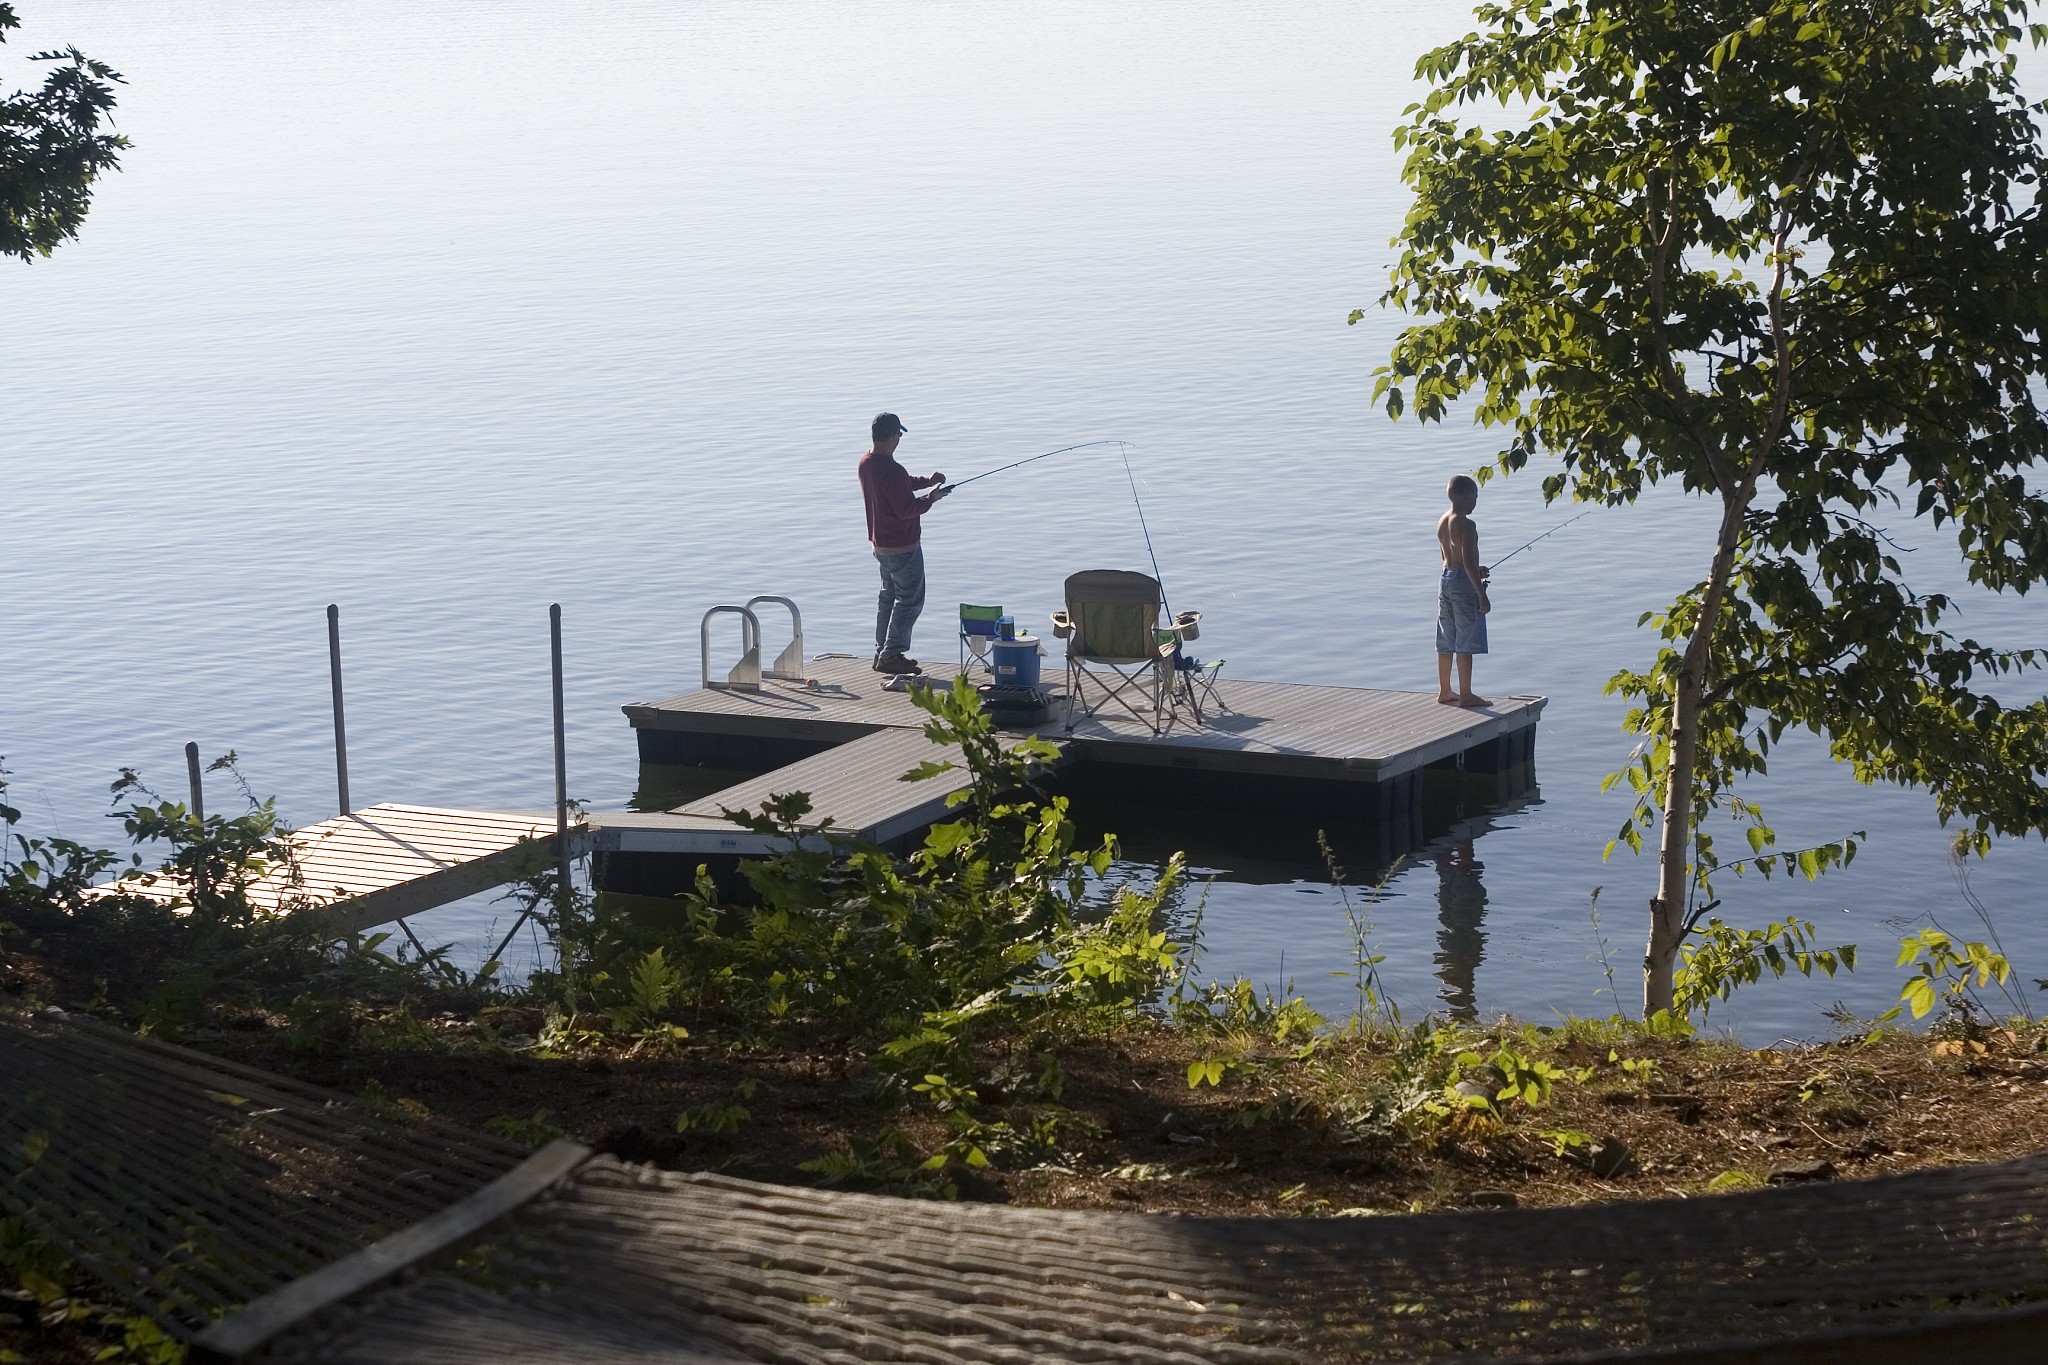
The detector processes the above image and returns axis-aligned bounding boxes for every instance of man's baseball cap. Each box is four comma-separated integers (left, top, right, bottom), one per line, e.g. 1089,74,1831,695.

872,412,908,439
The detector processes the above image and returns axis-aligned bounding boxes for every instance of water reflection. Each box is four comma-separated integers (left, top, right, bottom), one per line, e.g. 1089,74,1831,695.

1433,838,1488,1020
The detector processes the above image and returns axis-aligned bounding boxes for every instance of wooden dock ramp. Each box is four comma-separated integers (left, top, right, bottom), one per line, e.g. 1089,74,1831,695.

90,804,561,937
283,805,561,933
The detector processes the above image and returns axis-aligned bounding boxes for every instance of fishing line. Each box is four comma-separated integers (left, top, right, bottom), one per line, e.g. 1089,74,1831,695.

937,434,1175,615
1490,508,1594,570
941,439,1132,493
1118,440,1172,619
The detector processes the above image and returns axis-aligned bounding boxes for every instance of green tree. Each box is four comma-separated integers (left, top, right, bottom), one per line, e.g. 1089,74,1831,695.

2,1,126,261
1361,0,2048,1014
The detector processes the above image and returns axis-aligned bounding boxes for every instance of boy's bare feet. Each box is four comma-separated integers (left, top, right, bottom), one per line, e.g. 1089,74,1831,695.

1437,694,1461,706
1456,694,1490,708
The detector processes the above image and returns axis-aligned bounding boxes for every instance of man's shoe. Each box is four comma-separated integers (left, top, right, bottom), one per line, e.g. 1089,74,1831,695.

876,654,920,675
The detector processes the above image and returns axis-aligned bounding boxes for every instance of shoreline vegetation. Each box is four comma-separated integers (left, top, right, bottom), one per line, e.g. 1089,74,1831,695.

2,680,2041,1361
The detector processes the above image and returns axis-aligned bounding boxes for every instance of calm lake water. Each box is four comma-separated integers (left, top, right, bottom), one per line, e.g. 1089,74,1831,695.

6,0,2043,1040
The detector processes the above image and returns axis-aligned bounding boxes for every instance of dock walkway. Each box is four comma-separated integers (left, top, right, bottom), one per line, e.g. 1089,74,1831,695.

573,727,1008,857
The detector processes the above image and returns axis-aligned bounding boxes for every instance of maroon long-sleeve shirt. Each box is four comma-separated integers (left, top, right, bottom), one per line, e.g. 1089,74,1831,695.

859,449,935,553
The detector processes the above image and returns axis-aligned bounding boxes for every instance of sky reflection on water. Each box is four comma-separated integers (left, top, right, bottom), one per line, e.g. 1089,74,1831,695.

5,0,2043,1039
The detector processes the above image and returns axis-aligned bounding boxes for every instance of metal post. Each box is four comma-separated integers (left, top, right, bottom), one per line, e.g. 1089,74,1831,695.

327,604,351,816
490,604,571,974
550,603,570,908
184,742,205,821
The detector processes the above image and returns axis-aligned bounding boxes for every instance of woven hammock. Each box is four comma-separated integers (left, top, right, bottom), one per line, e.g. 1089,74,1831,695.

5,1008,2048,1363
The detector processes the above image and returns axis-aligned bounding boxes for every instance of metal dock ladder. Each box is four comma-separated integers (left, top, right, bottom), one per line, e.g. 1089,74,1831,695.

699,595,806,692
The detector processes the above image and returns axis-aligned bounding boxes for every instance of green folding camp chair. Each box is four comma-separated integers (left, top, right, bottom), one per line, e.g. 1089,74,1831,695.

1048,570,1200,734
959,603,1003,674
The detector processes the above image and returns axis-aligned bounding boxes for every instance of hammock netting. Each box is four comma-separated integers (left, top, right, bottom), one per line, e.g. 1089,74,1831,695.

6,1008,2048,1363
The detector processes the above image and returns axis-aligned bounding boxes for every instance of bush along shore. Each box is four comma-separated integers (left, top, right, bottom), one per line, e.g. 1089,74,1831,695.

3,684,2043,1361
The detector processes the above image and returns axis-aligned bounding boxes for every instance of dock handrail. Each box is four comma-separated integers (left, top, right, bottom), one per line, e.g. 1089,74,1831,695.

701,606,763,692
743,595,806,680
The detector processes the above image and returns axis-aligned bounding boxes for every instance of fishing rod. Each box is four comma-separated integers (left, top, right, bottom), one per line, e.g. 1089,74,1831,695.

941,439,1132,493
1489,508,1593,570
939,436,1173,614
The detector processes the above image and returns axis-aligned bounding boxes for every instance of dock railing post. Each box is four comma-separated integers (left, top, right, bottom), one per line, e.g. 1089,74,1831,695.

550,603,570,922
184,741,205,821
327,604,351,816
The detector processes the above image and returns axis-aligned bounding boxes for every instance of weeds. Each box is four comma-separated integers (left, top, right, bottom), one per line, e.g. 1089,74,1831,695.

1896,930,2012,1021
485,1110,567,1148
1,759,509,1044
1585,886,1625,1018
1319,832,1402,1031
1673,916,1856,1020
0,1216,182,1363
674,1080,755,1135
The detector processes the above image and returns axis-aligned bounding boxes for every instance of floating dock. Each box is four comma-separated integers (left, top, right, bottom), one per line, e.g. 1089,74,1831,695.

92,657,1542,935
596,654,1543,896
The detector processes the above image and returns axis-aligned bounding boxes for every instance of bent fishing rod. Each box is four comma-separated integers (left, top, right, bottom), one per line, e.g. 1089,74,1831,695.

941,439,1133,493
942,438,1175,614
1490,508,1593,570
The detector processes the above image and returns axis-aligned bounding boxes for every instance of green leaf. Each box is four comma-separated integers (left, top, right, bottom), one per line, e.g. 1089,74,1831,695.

18,1269,64,1306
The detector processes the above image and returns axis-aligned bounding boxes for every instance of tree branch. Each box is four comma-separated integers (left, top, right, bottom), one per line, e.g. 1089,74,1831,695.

1647,142,1737,492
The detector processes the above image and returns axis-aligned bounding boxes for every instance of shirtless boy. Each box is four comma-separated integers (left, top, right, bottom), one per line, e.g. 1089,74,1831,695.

1435,475,1490,707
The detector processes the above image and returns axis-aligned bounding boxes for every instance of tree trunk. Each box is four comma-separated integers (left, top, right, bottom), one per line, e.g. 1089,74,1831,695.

1643,492,1751,1015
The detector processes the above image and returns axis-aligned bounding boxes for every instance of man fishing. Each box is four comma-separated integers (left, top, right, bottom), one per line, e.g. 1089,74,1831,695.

858,412,949,674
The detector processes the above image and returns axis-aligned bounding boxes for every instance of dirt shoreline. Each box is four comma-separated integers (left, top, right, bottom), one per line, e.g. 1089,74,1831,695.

204,1010,2048,1215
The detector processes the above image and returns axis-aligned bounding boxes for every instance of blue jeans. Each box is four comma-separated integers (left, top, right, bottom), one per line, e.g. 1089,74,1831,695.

874,546,925,657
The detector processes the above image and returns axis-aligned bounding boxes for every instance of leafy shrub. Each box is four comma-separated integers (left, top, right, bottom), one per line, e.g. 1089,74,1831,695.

542,679,1179,1077
2,758,501,1037
1673,916,1855,1019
